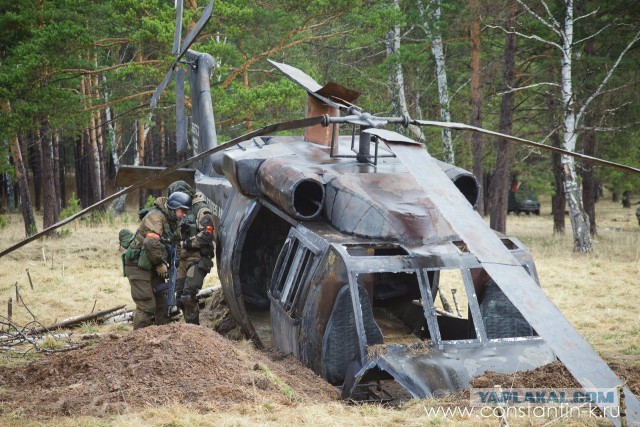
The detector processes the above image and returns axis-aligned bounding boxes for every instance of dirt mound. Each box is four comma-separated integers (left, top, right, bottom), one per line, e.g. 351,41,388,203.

0,324,338,418
471,360,640,396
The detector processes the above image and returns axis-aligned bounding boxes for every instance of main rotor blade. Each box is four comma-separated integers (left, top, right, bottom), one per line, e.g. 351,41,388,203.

172,0,184,55
150,66,175,110
0,115,325,259
151,0,213,110
178,0,214,60
413,120,640,175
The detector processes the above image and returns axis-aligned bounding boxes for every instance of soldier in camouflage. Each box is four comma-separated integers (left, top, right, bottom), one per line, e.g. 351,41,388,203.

124,192,191,329
167,180,215,325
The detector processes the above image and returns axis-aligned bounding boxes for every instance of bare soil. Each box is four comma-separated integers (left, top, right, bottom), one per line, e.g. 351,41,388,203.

0,324,338,419
471,360,640,396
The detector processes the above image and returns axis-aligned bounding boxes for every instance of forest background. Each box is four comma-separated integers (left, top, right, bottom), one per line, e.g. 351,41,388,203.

1,0,639,252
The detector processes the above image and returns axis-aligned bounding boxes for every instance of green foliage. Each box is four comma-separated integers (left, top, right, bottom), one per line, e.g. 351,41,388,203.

60,193,81,220
79,322,100,334
144,195,155,210
88,210,116,227
0,0,639,228
0,216,8,230
257,363,295,399
40,335,64,350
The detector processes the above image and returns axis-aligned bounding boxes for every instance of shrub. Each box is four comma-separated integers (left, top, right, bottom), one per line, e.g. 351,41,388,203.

60,193,81,219
145,195,155,209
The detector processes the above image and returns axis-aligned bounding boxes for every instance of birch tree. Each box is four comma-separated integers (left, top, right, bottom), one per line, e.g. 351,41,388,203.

385,0,426,142
496,0,640,252
417,0,454,163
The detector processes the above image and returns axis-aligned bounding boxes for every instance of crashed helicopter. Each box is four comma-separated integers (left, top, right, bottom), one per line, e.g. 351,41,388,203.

1,1,638,425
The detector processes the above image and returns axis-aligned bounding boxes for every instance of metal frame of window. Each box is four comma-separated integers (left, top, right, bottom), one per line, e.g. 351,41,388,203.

270,229,319,316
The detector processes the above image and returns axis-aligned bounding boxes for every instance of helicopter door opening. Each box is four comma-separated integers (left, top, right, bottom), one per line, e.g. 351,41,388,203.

239,206,291,310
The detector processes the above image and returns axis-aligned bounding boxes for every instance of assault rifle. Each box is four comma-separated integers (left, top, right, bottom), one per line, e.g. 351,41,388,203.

166,243,179,317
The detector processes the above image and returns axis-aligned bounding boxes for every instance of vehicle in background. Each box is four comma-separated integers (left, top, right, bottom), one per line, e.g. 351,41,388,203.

508,188,540,215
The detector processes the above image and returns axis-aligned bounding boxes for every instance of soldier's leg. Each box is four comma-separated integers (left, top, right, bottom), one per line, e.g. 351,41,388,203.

181,258,213,325
152,275,171,326
128,275,155,329
175,257,188,310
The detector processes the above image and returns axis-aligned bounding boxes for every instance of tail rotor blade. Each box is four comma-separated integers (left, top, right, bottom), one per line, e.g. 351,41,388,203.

176,67,188,153
172,0,184,55
178,0,214,59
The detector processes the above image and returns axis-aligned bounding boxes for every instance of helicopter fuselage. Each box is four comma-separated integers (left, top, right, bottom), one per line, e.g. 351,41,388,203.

195,134,554,398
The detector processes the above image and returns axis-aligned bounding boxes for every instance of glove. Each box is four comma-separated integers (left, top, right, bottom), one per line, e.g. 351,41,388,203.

181,239,193,251
156,263,168,278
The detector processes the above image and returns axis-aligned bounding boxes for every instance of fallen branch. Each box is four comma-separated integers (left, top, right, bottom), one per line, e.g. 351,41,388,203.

197,285,221,300
29,305,126,334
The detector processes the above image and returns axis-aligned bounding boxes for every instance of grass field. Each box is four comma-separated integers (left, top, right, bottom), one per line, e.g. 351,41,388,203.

0,196,638,426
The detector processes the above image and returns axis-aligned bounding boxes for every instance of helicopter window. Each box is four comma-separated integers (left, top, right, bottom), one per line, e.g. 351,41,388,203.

472,269,536,340
270,236,316,316
453,239,519,252
356,271,427,343
429,269,479,341
344,244,408,256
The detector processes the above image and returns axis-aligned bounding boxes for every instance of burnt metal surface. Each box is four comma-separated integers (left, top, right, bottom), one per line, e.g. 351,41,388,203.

268,60,359,111
346,341,555,398
389,140,639,425
202,131,638,425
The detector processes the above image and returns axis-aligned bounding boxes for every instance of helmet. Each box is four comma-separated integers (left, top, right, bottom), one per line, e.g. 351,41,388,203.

167,191,191,210
167,180,194,198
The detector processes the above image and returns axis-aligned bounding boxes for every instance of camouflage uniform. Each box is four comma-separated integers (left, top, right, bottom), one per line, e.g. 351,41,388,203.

125,197,177,329
168,181,215,325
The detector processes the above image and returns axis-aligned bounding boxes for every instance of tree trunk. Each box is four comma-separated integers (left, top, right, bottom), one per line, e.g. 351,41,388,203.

58,136,67,208
40,123,59,229
84,73,103,204
622,191,631,208
489,5,517,234
548,92,566,234
3,150,16,211
386,0,426,143
28,132,42,212
580,113,597,235
92,63,107,200
469,0,484,215
52,132,62,211
1,101,37,236
418,0,453,162
560,0,592,252
577,5,598,237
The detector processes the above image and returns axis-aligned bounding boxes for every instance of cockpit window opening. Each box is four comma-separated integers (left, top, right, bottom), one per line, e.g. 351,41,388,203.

344,244,409,256
270,232,318,318
471,268,536,341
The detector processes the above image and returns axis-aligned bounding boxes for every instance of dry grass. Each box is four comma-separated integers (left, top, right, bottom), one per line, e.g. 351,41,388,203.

0,198,638,426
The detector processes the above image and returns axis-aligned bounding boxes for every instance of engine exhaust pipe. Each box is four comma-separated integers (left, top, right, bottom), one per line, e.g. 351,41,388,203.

435,160,480,208
257,158,325,220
